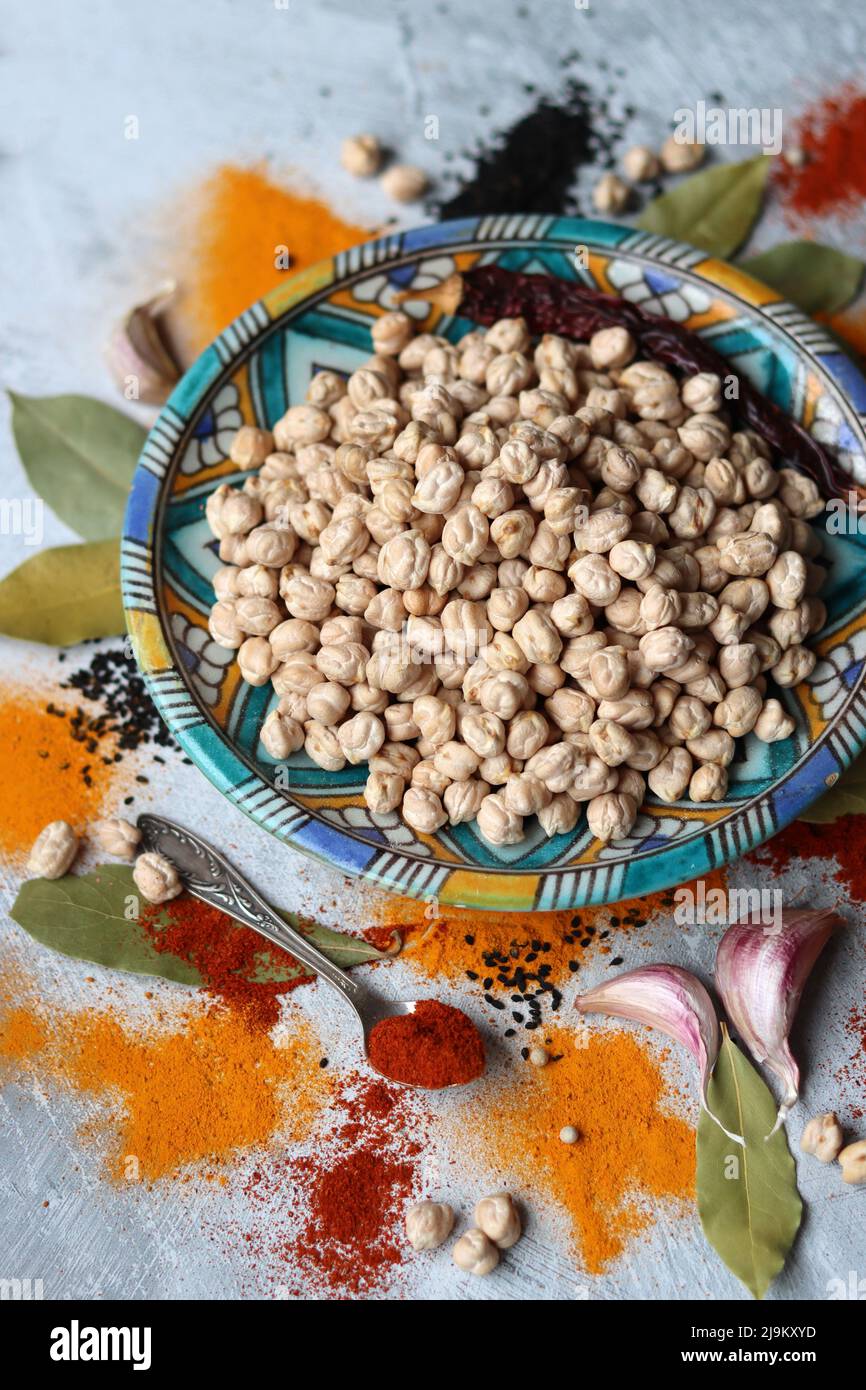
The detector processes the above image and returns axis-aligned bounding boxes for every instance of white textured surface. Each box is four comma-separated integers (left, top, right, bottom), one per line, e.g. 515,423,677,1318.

1,0,865,1302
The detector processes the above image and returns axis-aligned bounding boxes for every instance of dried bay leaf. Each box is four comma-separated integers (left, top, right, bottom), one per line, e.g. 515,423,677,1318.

11,866,202,986
637,155,770,259
0,539,124,644
8,392,145,541
741,241,865,316
11,865,397,988
697,1028,802,1299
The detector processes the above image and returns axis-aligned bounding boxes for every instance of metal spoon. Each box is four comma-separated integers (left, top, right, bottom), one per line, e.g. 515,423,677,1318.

136,814,477,1090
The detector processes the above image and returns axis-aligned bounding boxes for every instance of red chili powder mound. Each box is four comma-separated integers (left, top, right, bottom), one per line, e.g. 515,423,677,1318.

140,896,314,1031
290,1147,416,1296
367,1000,485,1089
751,816,866,903
775,84,866,223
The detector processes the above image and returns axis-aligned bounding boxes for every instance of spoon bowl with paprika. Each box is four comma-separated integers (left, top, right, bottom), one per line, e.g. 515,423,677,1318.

137,815,485,1090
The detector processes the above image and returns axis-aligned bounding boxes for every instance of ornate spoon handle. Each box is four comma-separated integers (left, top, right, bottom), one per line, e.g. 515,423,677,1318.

137,814,363,1007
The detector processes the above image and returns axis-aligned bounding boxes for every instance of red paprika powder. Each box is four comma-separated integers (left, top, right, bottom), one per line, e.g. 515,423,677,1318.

367,1000,485,1088
140,895,314,1031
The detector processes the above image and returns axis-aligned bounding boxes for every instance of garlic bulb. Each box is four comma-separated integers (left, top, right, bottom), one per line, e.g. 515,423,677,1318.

715,908,841,1137
575,963,742,1142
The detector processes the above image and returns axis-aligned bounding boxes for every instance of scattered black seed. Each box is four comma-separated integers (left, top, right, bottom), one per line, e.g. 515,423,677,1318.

464,934,475,946
484,995,505,1010
525,951,537,963
580,937,592,948
504,1028,516,1038
437,77,623,218
598,930,610,940
512,1011,524,1022
123,795,134,805
568,960,580,972
319,1058,328,1068
465,970,479,981
609,956,624,967
483,977,493,989
520,1046,530,1060
58,647,179,767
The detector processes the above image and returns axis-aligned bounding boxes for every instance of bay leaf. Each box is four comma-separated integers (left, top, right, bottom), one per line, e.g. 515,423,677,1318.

637,155,770,259
0,539,124,644
11,866,202,986
8,392,146,541
741,241,864,316
697,1028,802,1299
11,865,398,989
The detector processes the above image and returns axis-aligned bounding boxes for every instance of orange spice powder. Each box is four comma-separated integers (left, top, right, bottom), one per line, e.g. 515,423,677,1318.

375,869,728,989
0,684,130,862
177,164,370,351
0,961,330,1182
466,1026,695,1274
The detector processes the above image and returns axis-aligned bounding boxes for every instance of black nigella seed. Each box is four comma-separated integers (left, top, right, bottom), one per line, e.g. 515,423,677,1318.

609,956,624,967
504,1028,516,1038
464,934,475,946
466,970,479,981
319,1058,328,1068
485,995,505,1010
512,1011,524,1022
568,960,580,972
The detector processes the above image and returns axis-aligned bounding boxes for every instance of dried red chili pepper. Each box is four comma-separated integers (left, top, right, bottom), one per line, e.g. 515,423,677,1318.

367,1000,485,1089
454,265,849,498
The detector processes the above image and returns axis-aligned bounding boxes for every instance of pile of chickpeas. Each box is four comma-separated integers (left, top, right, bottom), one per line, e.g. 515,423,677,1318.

204,307,827,847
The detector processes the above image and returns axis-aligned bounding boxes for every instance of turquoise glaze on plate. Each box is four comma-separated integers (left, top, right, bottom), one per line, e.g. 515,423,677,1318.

122,216,866,910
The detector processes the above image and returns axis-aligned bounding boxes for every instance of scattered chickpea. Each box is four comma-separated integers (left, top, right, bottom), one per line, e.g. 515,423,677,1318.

28,821,78,880
340,133,383,178
474,1191,522,1249
93,818,141,861
405,1200,454,1251
133,851,182,905
660,134,705,173
622,145,660,181
528,1046,549,1068
593,172,631,215
452,1227,500,1276
800,1112,844,1163
381,164,429,203
838,1139,866,1185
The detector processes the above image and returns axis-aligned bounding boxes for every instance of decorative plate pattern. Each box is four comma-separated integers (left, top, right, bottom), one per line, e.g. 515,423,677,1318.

122,215,866,910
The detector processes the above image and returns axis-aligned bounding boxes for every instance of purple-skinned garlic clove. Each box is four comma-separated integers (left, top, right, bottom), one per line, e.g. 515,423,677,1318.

575,963,742,1143
715,908,841,1137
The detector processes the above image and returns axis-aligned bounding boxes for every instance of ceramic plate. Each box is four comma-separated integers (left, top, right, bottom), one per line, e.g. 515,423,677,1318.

122,215,866,911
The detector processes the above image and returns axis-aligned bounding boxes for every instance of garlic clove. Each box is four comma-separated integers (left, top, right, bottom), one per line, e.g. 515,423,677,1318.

106,282,181,406
715,908,841,1138
575,963,742,1143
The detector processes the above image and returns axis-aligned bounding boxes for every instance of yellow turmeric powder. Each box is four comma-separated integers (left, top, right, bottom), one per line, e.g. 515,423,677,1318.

178,164,370,351
464,1026,695,1274
0,684,131,862
0,956,329,1182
